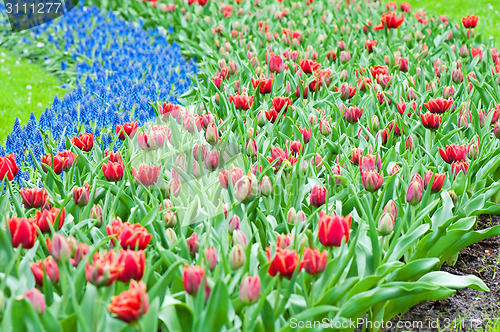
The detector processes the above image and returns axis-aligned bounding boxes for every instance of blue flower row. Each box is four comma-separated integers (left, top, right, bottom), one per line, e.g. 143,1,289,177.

1,3,197,185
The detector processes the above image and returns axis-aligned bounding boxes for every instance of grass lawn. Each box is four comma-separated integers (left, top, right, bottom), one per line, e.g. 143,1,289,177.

0,48,66,142
406,0,500,40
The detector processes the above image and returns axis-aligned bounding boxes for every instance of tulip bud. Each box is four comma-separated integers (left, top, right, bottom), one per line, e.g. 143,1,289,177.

467,143,478,159
187,233,200,256
235,172,259,203
259,176,273,196
23,289,46,315
257,111,267,126
239,276,260,305
378,213,395,236
460,45,469,58
205,123,219,145
228,215,241,233
371,115,380,132
165,228,177,244
287,207,297,224
232,230,247,248
50,234,72,261
204,247,218,271
310,185,326,207
406,135,414,150
448,190,458,205
406,182,423,205
340,51,350,63
452,69,463,83
90,204,103,227
230,244,246,269
246,139,258,160
494,122,500,139
72,183,90,207
163,210,177,227
204,150,220,171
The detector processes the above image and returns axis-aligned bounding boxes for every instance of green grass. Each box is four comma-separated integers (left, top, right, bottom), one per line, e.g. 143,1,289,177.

406,0,500,40
0,48,66,142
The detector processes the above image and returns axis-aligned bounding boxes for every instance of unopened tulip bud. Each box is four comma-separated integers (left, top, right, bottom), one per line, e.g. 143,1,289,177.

90,204,103,227
297,210,307,223
287,207,297,224
205,123,219,145
259,176,273,196
246,139,258,159
23,289,46,315
50,234,72,261
460,45,469,58
204,247,218,271
383,200,398,219
371,115,380,131
406,182,423,205
228,215,241,233
494,122,500,139
452,69,463,83
448,190,458,205
406,135,414,150
378,213,395,236
239,276,260,305
187,233,200,256
73,183,90,207
232,230,247,248
467,143,478,159
319,119,331,135
230,244,246,269
257,111,267,127
163,210,177,228
165,228,177,244
340,51,351,63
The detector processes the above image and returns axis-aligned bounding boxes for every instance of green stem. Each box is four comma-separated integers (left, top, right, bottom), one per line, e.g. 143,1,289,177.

273,278,282,315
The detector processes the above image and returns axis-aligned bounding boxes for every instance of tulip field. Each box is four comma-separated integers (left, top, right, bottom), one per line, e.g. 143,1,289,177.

2,0,500,330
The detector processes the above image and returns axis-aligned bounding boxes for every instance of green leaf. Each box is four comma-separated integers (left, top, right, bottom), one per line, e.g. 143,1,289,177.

418,271,489,292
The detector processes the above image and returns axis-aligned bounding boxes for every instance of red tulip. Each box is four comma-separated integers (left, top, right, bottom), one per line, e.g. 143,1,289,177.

183,265,205,295
116,122,138,140
462,15,478,29
400,2,411,12
318,211,351,247
34,207,65,233
343,106,363,123
310,185,326,207
8,217,37,249
424,97,453,114
0,154,18,181
20,188,47,209
109,281,149,323
424,171,446,193
298,127,311,143
229,94,254,110
339,83,356,101
406,181,423,205
132,164,161,187
31,256,59,286
298,59,320,74
269,54,284,73
117,250,146,282
373,12,404,30
86,250,123,287
359,154,381,173
106,218,152,250
102,160,125,181
421,113,442,130
451,160,469,178
272,97,293,113
71,133,94,152
251,77,273,94
159,103,183,120
276,234,294,249
438,144,467,164
300,248,327,275
41,154,68,175
361,170,384,192
187,233,200,256
69,242,89,267
266,247,300,279
365,39,377,53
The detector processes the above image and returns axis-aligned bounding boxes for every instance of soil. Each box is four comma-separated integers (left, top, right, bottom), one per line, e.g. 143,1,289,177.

390,215,500,331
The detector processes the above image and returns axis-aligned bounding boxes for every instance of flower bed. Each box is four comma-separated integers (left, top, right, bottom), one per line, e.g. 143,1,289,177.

2,0,500,330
